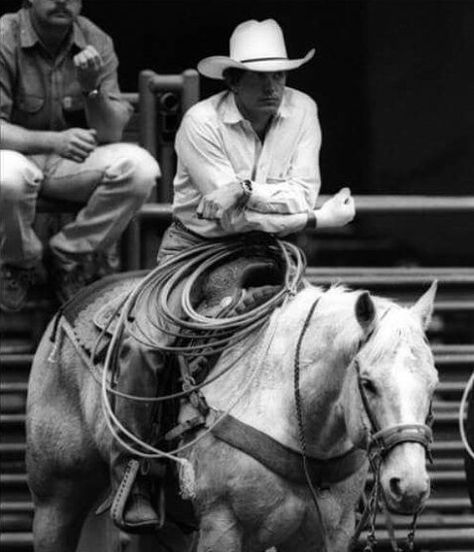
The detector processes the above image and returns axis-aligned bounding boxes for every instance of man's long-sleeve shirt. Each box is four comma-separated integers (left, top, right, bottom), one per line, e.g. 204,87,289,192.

173,87,322,237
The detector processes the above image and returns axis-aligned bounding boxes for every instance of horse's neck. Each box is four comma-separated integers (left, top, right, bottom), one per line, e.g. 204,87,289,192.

203,292,353,458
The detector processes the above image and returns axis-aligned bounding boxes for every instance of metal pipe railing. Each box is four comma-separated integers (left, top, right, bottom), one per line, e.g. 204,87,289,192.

136,195,474,220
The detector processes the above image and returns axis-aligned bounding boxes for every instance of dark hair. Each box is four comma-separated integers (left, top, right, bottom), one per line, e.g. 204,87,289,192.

222,67,246,87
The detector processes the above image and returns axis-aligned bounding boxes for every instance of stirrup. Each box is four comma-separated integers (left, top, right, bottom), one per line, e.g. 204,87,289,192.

110,459,141,527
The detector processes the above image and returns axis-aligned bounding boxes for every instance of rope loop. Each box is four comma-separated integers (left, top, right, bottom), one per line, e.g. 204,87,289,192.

123,236,306,357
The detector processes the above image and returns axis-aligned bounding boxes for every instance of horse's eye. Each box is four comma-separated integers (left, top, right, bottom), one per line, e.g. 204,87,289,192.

361,378,377,394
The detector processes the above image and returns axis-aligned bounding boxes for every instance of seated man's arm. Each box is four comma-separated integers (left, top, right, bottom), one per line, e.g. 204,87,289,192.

1,119,58,154
0,120,97,162
78,38,132,144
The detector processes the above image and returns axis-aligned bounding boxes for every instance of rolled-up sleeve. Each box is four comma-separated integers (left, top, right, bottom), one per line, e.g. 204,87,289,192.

221,207,308,237
0,27,14,122
96,35,133,120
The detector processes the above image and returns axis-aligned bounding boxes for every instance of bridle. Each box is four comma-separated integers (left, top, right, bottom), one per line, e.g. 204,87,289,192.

355,357,434,463
353,353,434,552
294,296,435,552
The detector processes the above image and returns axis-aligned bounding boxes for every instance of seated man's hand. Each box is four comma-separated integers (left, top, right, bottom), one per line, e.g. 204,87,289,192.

74,45,103,92
55,128,97,163
197,182,245,220
316,187,355,228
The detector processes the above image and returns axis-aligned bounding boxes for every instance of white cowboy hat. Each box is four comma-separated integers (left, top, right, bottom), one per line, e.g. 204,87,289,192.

198,19,315,80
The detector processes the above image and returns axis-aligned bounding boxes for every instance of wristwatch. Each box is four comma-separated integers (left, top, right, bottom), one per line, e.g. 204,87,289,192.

240,179,253,199
82,88,100,100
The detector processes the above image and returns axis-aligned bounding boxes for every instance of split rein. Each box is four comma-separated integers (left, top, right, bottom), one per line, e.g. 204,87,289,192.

293,296,434,552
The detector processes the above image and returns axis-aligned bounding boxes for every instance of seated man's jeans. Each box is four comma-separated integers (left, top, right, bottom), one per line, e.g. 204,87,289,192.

0,144,159,267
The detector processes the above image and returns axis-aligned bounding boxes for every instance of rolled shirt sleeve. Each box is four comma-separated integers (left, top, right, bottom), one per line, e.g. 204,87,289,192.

0,18,15,122
94,34,133,121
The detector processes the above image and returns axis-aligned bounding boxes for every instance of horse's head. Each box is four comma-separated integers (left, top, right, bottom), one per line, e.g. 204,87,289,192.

342,282,439,514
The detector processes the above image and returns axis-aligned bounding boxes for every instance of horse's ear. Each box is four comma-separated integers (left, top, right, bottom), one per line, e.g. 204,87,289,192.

411,280,437,330
355,291,376,333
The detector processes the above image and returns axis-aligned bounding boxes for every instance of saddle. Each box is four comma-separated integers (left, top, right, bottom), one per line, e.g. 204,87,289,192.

61,256,285,364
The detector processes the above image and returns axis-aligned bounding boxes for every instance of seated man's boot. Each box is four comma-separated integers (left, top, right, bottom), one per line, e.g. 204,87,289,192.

0,263,46,312
109,337,168,533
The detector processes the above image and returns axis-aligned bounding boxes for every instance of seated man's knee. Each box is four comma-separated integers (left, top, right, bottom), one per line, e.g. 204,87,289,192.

0,151,43,204
104,144,160,200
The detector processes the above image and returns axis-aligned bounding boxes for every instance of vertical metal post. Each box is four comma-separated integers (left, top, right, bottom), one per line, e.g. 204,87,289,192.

138,70,157,159
158,143,175,203
182,69,200,114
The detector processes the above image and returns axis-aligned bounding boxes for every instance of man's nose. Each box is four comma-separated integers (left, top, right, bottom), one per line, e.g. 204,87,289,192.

262,76,276,94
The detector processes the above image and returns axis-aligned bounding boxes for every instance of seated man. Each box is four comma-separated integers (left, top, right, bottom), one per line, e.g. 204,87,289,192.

0,0,160,310
108,19,356,533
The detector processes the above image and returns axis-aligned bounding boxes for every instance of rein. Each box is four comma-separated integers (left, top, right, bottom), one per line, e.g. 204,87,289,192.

293,297,434,552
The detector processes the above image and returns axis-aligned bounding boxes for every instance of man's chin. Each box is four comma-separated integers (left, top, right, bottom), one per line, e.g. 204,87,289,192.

258,105,279,116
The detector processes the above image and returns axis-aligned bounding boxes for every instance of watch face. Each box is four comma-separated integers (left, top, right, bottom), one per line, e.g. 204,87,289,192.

88,89,99,99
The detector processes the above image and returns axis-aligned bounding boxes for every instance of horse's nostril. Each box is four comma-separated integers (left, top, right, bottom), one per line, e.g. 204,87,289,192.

389,477,402,498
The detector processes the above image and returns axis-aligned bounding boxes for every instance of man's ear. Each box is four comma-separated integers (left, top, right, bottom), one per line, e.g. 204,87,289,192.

410,281,438,330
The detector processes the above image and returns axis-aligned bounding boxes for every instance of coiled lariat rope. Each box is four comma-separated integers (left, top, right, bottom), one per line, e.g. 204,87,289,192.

124,236,305,355
100,236,306,485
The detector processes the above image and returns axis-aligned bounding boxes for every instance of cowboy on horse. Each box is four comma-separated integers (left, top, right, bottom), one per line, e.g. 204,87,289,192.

108,18,356,533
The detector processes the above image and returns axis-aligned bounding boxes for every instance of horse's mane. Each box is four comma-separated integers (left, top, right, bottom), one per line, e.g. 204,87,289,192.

290,284,430,365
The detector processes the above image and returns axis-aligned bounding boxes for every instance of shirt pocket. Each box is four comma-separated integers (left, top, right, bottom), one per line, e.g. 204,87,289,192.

17,95,45,113
12,95,46,129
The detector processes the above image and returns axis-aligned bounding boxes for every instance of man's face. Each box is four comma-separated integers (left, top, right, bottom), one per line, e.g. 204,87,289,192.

29,0,82,28
232,71,287,121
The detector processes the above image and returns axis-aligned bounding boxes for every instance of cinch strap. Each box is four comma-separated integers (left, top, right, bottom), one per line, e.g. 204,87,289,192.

211,413,367,486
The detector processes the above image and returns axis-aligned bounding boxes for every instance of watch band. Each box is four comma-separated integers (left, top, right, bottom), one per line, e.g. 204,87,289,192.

306,211,317,229
83,88,100,99
240,179,253,198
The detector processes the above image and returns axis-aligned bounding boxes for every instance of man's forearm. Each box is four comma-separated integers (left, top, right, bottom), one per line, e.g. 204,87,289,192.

245,179,318,215
84,94,130,143
0,120,58,154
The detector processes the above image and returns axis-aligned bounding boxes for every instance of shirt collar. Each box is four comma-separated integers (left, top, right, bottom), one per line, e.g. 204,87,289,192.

19,8,87,51
220,89,291,125
19,8,38,48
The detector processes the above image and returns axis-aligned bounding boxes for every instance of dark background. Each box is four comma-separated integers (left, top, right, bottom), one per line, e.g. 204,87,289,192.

3,0,474,196
2,0,474,264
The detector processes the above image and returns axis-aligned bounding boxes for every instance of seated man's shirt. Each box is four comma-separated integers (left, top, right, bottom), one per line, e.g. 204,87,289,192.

0,7,131,131
173,87,322,237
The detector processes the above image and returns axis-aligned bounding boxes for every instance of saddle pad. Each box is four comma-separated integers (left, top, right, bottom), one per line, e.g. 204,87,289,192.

62,270,148,356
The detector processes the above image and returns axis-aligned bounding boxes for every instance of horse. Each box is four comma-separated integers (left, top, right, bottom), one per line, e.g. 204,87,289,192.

25,271,439,552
